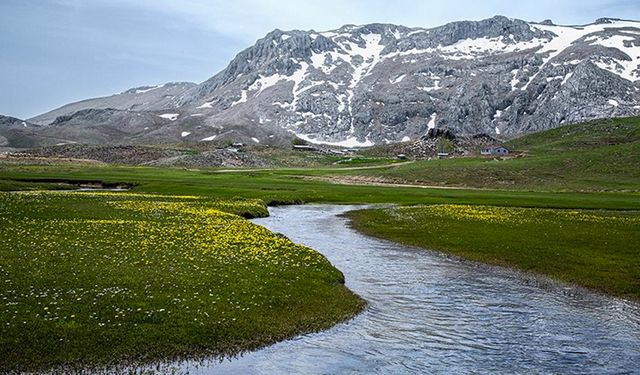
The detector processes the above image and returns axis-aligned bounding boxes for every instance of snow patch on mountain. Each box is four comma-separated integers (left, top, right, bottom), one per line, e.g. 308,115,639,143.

249,74,288,95
295,133,374,147
231,91,248,107
390,74,406,84
135,85,162,94
159,113,179,121
427,113,437,129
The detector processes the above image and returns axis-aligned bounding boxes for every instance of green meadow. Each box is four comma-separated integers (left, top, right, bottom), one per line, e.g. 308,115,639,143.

0,191,363,372
0,117,639,372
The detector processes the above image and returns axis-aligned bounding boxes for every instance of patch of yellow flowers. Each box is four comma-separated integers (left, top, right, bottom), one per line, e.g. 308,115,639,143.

105,198,323,264
0,191,330,329
391,204,640,225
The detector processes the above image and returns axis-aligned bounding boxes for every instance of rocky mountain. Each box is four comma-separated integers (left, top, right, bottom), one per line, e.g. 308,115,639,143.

15,16,640,149
28,82,197,126
0,115,49,149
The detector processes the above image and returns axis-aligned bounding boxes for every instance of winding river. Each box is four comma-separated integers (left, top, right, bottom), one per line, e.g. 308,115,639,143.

188,205,640,374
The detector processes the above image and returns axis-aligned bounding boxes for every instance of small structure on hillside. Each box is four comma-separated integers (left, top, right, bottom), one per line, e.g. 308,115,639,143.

481,145,510,156
397,154,407,160
292,144,318,151
437,152,450,159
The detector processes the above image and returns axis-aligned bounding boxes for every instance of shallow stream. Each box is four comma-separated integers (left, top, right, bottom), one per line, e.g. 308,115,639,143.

190,205,640,374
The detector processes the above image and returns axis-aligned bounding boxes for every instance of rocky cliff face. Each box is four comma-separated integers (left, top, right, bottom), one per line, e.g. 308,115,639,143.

20,16,640,148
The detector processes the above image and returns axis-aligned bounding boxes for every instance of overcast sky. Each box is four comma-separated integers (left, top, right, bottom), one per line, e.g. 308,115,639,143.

2,0,640,119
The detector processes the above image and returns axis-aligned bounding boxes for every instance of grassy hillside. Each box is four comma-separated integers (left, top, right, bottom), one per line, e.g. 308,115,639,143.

504,116,640,153
348,117,640,191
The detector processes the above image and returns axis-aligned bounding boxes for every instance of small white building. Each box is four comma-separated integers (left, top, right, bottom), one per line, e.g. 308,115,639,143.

481,146,510,156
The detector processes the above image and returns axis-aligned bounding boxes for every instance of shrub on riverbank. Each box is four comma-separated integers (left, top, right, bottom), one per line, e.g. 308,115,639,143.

0,191,364,373
346,205,640,301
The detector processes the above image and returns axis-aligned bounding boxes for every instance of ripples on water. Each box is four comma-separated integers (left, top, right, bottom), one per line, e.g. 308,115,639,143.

182,205,640,374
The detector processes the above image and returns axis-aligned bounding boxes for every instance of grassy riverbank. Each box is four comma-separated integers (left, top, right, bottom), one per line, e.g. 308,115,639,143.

346,205,640,301
0,191,364,373
354,117,640,191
